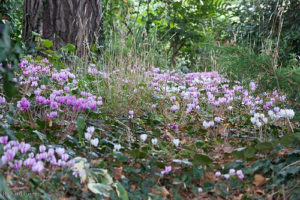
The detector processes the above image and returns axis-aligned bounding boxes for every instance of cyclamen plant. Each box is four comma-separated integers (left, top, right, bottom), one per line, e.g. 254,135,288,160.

215,169,244,180
141,67,296,138
13,58,103,134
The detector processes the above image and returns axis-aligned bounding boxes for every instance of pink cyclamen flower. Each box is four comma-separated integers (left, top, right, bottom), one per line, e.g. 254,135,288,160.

215,171,222,178
24,158,36,167
129,110,134,115
0,96,5,105
249,81,256,91
56,147,65,157
68,159,75,167
5,149,17,161
223,174,230,179
19,142,31,154
214,117,222,123
170,105,179,112
32,161,44,173
172,124,178,131
170,96,176,102
61,154,69,162
236,170,244,180
229,169,235,175
87,126,95,134
39,145,46,153
161,166,172,175
1,155,8,165
17,97,30,111
129,110,134,119
9,160,22,169
47,111,57,119
0,136,8,144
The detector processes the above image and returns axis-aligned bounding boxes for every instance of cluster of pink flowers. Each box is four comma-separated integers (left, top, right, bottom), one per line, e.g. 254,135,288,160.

0,136,74,174
15,58,103,118
17,97,30,111
215,169,244,180
145,67,294,132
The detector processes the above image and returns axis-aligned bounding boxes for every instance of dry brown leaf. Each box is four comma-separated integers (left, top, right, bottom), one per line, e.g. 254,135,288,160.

223,143,234,154
164,129,175,141
203,171,216,182
278,148,295,156
91,158,103,166
113,167,124,181
254,188,265,196
233,194,243,200
253,174,266,187
151,186,170,197
6,174,13,185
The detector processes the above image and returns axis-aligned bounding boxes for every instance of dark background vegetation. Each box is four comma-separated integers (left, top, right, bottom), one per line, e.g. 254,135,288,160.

1,0,299,104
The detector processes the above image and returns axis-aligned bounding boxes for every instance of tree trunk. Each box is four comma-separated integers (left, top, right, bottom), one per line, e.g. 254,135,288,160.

23,0,102,56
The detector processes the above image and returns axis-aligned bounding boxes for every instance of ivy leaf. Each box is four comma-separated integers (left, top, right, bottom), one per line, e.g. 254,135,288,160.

203,182,214,191
128,150,147,159
244,146,256,159
192,154,212,166
255,141,275,152
115,152,128,162
32,130,48,142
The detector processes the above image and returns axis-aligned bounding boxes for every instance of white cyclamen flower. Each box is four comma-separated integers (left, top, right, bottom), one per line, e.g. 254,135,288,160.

84,132,92,141
140,134,148,142
262,117,268,124
172,139,180,147
203,121,210,129
90,138,99,147
114,144,122,151
151,138,158,145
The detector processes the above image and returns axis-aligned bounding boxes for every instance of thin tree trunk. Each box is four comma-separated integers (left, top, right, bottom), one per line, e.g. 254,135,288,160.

23,0,102,56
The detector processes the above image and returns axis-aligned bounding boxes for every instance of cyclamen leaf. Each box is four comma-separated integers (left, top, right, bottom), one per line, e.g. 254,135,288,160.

88,183,112,197
114,181,129,200
192,154,212,166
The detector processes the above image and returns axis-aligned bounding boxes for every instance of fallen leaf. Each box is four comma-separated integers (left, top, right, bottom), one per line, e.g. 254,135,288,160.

6,174,13,185
164,129,175,141
254,188,264,196
223,143,234,154
253,174,266,187
151,186,170,197
278,148,295,156
113,167,124,181
203,171,216,182
233,194,243,200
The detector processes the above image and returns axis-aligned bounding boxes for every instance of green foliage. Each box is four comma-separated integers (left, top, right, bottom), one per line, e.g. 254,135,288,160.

102,0,227,68
0,0,23,44
0,23,22,99
227,0,300,63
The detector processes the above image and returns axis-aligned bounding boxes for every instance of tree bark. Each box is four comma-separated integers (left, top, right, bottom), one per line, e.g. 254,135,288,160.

23,0,102,56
